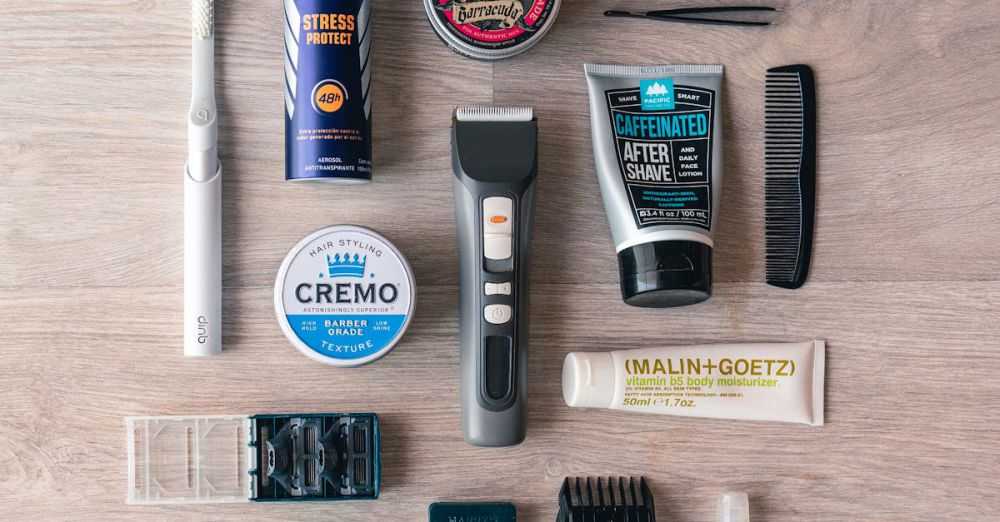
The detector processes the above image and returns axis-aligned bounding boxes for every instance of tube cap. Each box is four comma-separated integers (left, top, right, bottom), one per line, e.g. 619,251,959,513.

717,491,750,522
618,240,712,308
562,352,616,409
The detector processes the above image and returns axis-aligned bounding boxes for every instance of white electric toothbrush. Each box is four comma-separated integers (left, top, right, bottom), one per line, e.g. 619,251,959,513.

185,0,222,356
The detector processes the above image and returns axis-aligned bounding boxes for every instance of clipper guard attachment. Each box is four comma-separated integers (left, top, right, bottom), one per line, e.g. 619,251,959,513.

557,476,655,522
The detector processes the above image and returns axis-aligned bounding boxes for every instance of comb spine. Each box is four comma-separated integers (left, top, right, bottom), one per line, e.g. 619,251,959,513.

797,66,817,288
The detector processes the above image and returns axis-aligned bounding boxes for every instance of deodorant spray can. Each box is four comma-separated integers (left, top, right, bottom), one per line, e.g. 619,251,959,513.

285,0,373,183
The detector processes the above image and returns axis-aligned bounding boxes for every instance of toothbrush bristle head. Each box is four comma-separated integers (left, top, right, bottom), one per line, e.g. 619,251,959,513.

192,0,215,39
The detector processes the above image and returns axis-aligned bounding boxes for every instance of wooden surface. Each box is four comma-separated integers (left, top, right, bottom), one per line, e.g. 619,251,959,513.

1,1,999,520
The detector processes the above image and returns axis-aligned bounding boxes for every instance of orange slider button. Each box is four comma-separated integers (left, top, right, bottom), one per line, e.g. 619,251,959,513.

490,215,508,224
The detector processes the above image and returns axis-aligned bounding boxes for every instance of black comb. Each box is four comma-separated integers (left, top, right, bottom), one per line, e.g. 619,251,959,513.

557,476,655,522
765,64,816,289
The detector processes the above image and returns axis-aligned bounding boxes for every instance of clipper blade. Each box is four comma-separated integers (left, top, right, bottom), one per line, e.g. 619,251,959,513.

558,476,655,522
455,106,535,122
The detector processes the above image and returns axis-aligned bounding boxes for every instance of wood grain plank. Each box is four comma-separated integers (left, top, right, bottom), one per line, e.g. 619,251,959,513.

1,0,999,520
1,282,998,520
0,0,491,289
6,2,1000,289
495,0,1000,284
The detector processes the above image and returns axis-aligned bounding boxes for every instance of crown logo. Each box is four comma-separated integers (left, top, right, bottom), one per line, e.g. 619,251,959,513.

326,253,367,278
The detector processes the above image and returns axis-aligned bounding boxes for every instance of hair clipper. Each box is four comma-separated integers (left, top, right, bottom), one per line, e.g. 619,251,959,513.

452,106,538,447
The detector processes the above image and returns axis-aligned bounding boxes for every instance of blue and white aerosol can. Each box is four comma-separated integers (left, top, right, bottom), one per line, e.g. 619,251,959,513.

284,0,373,183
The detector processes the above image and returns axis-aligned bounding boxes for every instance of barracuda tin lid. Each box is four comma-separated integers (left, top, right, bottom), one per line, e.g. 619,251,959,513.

274,225,415,367
424,0,561,60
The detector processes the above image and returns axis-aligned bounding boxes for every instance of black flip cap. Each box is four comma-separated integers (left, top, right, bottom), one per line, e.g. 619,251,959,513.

618,240,712,307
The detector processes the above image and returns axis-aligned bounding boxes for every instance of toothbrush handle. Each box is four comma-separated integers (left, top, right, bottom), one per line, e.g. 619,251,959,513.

184,162,222,356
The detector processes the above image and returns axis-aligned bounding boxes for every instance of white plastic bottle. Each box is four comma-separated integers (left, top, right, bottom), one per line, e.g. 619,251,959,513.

562,341,825,425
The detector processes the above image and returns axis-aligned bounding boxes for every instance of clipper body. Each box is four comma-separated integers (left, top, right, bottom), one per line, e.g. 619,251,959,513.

452,107,538,447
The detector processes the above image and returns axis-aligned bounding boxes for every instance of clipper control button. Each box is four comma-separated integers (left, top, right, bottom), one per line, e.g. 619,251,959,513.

484,236,512,260
485,282,512,295
484,304,512,325
483,197,513,260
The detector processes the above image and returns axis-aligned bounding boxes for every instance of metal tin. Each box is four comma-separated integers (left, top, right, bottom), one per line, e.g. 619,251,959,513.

274,225,415,366
423,0,561,60
285,0,373,183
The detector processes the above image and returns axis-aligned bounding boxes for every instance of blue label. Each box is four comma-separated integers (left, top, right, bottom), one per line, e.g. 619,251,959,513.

640,78,675,111
277,227,414,365
605,84,716,230
286,314,407,360
285,0,372,181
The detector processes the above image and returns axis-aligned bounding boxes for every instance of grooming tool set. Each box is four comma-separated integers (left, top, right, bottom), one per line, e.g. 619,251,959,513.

185,0,222,356
765,64,817,289
558,477,656,522
127,413,379,504
160,0,820,517
452,106,539,447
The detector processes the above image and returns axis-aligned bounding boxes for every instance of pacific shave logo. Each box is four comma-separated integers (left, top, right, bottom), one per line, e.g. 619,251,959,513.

640,78,676,111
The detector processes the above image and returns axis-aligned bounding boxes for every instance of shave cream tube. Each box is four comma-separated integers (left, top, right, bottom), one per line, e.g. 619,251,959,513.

585,64,724,307
563,341,825,426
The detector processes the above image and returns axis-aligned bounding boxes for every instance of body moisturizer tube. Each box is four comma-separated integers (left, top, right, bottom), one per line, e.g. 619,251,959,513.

563,341,825,425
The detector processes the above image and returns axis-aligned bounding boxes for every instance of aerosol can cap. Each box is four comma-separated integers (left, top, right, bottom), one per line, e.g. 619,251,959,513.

717,491,750,522
562,352,616,409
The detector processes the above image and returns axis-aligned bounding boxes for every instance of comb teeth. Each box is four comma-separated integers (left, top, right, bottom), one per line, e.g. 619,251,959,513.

765,64,816,289
557,476,655,522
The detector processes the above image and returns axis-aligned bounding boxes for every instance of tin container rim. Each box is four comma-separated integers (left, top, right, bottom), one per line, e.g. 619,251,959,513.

274,224,416,367
422,0,562,61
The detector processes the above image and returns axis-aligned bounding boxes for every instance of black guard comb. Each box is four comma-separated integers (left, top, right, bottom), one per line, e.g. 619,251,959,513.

557,476,655,522
765,64,816,289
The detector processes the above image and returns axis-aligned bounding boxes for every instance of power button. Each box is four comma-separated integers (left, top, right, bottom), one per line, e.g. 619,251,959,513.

484,304,512,325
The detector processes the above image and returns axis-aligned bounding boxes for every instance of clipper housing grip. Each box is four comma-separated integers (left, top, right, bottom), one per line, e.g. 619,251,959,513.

452,112,538,447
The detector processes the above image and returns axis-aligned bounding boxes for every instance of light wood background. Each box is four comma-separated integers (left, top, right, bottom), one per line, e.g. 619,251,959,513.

2,1,998,520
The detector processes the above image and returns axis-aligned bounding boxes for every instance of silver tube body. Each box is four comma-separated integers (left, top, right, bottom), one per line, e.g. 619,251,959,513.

585,64,725,251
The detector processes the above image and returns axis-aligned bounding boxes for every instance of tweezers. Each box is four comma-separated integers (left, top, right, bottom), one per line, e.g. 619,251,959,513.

604,6,779,26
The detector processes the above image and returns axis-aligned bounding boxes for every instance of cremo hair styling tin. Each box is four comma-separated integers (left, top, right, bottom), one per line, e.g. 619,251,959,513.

274,225,416,366
423,0,561,60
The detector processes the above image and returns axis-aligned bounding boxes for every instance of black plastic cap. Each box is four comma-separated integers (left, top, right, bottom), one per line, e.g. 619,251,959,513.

618,240,712,308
